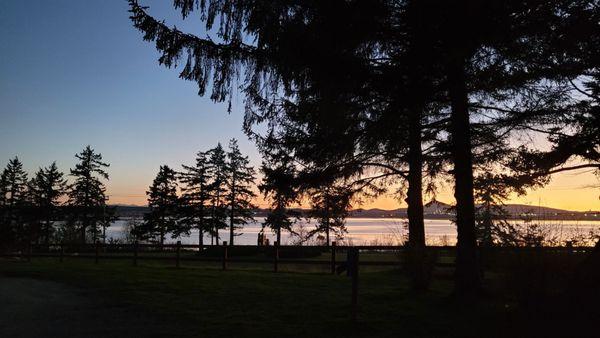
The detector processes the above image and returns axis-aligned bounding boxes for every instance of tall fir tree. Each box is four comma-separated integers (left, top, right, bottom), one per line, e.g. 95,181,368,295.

207,144,228,245
259,151,300,245
68,146,110,244
129,0,600,295
179,150,214,248
127,0,435,287
308,183,352,247
141,165,179,246
0,157,29,248
28,162,67,245
225,139,256,245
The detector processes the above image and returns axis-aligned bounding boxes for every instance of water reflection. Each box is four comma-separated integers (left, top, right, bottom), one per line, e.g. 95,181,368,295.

105,218,600,246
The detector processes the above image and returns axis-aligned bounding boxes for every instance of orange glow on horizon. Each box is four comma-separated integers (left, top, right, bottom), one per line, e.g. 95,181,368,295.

107,169,600,212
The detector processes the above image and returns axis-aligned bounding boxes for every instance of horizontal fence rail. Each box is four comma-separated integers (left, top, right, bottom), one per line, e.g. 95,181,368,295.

1,241,594,273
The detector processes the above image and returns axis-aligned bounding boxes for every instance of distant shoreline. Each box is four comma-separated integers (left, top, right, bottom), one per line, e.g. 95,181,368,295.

112,204,600,222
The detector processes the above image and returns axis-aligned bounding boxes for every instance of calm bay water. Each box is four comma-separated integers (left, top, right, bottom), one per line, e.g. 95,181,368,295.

105,218,600,246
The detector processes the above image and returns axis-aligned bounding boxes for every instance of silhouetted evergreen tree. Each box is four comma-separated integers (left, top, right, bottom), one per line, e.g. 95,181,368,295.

431,1,600,293
68,146,110,244
27,162,67,245
128,0,437,287
0,157,29,248
128,0,600,295
207,144,228,245
141,165,179,246
259,151,300,245
99,205,118,245
308,183,352,247
225,139,256,245
179,150,213,247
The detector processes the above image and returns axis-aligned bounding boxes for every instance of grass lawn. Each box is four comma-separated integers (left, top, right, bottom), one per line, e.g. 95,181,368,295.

0,257,554,337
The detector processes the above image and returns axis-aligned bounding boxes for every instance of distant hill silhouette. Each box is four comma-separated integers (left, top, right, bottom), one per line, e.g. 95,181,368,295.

114,201,600,221
349,200,600,220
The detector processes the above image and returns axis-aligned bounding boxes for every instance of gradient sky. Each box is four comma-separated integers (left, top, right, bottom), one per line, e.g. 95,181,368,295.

1,0,599,211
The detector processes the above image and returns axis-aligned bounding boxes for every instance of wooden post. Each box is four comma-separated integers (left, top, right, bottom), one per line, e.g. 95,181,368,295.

349,247,359,322
222,241,228,270
274,241,279,273
176,241,181,268
95,240,100,264
59,244,64,263
133,241,139,267
331,241,337,274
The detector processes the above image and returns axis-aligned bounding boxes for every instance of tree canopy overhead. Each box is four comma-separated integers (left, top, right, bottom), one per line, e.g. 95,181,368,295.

129,0,600,295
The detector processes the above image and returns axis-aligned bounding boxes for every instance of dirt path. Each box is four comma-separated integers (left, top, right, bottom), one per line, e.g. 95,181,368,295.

0,277,169,337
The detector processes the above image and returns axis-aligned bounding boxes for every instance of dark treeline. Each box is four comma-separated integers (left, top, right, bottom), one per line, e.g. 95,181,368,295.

135,138,352,247
0,146,113,249
135,139,258,247
0,139,351,251
129,0,600,294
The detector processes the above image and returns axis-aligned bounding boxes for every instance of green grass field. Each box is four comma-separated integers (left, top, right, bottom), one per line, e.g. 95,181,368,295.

0,257,508,337
0,255,589,337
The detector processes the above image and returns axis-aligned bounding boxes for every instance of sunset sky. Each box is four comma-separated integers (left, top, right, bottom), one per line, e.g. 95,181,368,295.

1,0,599,211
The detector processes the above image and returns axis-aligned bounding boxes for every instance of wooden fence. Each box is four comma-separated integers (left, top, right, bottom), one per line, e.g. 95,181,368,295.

2,241,593,271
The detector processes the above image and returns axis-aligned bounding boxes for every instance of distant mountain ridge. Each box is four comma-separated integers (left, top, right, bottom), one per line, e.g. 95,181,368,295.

349,200,600,220
113,201,600,221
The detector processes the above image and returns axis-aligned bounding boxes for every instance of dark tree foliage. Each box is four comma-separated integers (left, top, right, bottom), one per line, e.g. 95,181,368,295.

308,183,353,247
0,157,29,248
473,173,515,247
141,165,179,246
389,0,600,294
179,150,213,247
509,83,600,183
482,3,600,230
225,139,256,245
98,205,118,245
27,162,67,245
128,0,450,291
128,0,600,296
68,146,110,244
259,150,300,245
207,143,228,245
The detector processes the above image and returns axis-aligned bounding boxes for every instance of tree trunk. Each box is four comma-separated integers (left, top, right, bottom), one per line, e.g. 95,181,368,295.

326,219,330,247
229,180,235,246
199,228,204,248
277,226,281,246
448,56,481,295
199,207,205,249
229,207,234,246
406,106,428,291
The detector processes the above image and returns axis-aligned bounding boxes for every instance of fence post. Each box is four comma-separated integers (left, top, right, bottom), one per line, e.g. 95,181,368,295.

133,241,139,267
274,241,279,273
59,244,64,263
331,241,337,274
176,241,181,268
349,247,359,322
222,241,228,270
95,240,100,264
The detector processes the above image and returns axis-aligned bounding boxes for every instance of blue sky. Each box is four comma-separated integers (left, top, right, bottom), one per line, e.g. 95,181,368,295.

0,0,260,205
